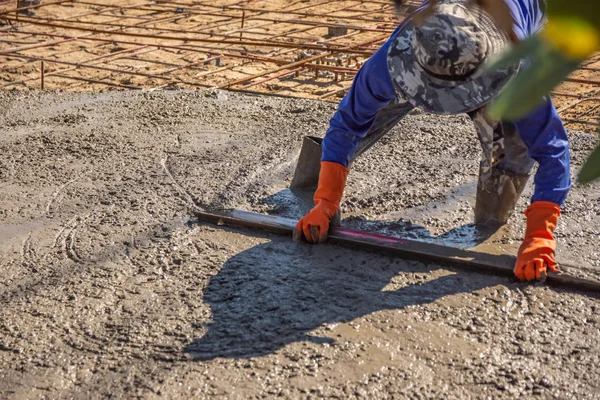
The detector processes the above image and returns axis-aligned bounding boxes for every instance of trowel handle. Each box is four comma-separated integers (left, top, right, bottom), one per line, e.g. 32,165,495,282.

351,100,415,161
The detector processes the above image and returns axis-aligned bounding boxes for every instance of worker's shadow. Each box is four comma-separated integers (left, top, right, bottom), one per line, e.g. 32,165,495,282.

185,231,502,361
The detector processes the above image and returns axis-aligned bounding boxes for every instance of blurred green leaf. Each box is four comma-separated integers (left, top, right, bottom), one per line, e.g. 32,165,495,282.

484,35,540,71
487,37,580,121
483,0,600,183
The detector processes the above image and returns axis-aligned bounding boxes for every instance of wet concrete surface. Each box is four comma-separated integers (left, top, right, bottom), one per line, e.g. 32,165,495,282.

0,89,599,398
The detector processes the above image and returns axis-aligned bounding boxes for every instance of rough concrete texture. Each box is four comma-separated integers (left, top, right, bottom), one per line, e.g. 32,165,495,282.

0,89,599,399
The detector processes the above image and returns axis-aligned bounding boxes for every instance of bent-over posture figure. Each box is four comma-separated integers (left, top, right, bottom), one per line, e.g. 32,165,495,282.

294,0,571,281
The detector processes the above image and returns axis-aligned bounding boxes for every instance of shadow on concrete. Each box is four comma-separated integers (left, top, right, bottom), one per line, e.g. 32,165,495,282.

185,233,497,360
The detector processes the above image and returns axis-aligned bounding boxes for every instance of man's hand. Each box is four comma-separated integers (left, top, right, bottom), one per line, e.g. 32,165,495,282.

293,161,348,244
293,199,338,243
514,201,561,281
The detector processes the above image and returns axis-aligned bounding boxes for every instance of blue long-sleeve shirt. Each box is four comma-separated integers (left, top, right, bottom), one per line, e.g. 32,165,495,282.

321,0,571,206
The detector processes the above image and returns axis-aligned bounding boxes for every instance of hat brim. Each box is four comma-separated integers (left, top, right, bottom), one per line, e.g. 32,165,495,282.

387,7,519,115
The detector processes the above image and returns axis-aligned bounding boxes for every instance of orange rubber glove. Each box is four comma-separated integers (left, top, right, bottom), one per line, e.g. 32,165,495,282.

514,201,561,281
293,161,349,243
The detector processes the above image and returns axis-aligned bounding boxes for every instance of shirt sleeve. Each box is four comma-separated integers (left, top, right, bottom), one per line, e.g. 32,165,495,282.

320,29,400,168
513,99,572,206
507,0,547,39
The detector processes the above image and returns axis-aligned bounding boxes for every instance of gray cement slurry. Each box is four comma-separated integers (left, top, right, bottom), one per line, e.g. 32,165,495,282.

0,89,599,398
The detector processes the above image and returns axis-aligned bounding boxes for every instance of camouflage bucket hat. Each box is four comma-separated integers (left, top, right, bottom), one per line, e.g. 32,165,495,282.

387,0,519,115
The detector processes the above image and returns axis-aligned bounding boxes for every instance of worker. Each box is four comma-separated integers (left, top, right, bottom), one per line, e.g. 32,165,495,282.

293,0,571,282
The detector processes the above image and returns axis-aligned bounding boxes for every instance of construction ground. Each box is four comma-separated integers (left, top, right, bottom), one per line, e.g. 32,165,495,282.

0,1,600,398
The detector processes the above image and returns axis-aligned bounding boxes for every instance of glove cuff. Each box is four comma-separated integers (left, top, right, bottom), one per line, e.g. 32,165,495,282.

525,201,561,217
314,161,349,209
524,201,560,239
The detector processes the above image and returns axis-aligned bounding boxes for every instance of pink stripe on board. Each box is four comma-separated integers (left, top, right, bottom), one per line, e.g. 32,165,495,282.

337,228,407,244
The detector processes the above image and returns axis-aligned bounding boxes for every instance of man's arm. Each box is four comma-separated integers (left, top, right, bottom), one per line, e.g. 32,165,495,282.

512,99,572,280
514,98,571,206
293,27,403,243
320,31,400,168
